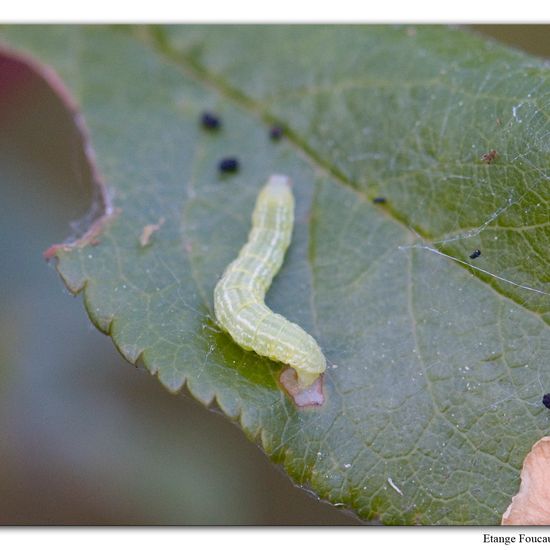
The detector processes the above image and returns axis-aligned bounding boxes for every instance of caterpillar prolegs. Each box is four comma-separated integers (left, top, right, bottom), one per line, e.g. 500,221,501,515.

214,175,326,395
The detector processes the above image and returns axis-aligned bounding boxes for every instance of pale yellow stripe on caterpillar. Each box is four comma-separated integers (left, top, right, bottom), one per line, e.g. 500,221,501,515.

213,174,326,390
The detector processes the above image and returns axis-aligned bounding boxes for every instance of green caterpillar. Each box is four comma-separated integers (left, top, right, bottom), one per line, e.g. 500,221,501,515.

214,175,326,388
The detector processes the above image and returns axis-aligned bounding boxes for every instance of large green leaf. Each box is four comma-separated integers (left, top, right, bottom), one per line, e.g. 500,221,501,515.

2,25,549,524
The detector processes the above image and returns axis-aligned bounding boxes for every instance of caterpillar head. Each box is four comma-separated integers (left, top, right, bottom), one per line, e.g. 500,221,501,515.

288,335,326,388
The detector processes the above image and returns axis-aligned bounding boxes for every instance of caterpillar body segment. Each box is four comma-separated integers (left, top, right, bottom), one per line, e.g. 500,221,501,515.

214,175,326,388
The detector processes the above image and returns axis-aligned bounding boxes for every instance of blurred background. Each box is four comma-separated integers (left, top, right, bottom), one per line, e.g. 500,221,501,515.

0,25,548,525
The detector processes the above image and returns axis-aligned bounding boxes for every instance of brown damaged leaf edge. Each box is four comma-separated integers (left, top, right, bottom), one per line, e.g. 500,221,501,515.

0,45,119,263
502,436,550,525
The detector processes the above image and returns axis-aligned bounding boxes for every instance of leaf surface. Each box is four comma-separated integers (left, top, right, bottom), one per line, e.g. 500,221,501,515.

3,25,550,524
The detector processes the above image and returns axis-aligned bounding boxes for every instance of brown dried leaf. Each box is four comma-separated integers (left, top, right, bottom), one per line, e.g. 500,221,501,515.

502,436,550,525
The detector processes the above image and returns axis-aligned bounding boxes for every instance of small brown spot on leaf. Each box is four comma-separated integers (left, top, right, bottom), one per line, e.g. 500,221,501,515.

279,368,324,408
502,436,550,525
481,150,498,164
139,217,165,247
